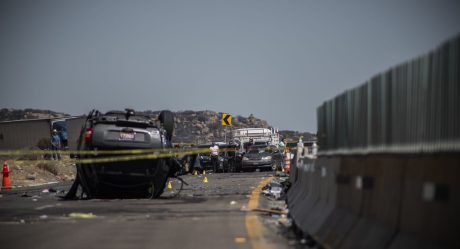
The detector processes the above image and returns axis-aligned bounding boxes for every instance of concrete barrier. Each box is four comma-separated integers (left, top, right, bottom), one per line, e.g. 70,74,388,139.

317,157,365,248
289,158,313,224
286,152,301,202
290,34,460,249
339,156,405,249
302,157,339,236
389,155,460,249
294,158,321,234
287,154,460,249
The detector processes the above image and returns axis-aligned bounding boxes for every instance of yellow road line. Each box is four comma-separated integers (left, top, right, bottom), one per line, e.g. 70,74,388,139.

245,176,274,249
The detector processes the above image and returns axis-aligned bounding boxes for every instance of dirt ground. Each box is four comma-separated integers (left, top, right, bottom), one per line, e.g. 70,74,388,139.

1,155,76,189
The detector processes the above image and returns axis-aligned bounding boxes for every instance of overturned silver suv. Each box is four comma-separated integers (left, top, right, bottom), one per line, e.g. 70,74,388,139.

65,109,179,199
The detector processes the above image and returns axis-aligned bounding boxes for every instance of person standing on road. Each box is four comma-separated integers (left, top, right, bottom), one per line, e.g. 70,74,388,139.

277,138,286,170
59,129,68,150
245,138,254,153
210,142,219,172
278,138,286,154
51,129,61,160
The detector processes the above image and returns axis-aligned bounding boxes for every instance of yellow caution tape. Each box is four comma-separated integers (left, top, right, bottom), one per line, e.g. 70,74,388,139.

1,145,298,165
11,148,212,165
0,147,210,156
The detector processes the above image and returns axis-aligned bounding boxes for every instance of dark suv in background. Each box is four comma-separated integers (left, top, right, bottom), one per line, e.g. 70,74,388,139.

215,143,242,173
191,143,242,173
196,144,213,171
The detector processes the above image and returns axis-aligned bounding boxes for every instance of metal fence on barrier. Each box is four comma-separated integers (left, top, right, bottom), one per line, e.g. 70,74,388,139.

317,35,460,154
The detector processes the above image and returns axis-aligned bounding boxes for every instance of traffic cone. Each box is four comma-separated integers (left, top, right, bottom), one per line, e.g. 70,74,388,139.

194,170,198,176
167,181,173,189
203,170,206,175
284,149,291,174
2,162,11,189
203,176,208,183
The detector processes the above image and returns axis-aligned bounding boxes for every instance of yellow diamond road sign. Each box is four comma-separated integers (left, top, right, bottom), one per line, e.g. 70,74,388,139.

222,113,232,126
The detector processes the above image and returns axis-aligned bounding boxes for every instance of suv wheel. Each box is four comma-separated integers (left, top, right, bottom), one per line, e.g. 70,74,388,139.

147,159,169,198
159,110,174,141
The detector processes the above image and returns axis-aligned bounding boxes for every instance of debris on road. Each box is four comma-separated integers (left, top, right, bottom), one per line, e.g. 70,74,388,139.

251,207,287,215
234,237,247,244
40,188,58,193
277,215,292,228
274,171,288,177
1,171,302,248
35,205,54,210
26,174,36,181
68,212,97,219
262,181,285,199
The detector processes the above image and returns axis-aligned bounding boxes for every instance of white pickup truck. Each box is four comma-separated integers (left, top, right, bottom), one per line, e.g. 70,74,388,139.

233,128,280,150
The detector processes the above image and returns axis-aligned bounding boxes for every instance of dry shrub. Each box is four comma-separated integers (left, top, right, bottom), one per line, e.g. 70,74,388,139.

37,138,51,150
37,162,59,175
18,147,43,160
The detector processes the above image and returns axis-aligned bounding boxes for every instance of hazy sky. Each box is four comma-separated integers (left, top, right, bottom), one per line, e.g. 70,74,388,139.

1,0,459,132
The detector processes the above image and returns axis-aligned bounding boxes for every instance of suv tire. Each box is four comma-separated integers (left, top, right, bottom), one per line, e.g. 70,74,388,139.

148,159,169,198
159,110,174,141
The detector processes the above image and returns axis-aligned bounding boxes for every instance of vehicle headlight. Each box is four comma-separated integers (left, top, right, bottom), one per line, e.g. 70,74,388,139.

262,156,272,160
242,156,249,161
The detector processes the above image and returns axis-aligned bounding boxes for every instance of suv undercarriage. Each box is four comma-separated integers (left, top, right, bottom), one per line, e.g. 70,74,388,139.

65,109,180,199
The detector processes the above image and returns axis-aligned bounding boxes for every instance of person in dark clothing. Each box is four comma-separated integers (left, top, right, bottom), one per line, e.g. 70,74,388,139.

244,138,254,153
59,129,68,150
51,129,61,160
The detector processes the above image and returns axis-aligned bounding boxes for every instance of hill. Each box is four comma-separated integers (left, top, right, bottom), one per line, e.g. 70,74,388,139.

0,108,315,144
145,110,315,144
0,108,70,121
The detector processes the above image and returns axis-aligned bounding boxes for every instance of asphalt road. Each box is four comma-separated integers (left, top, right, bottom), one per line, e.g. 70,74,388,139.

0,172,297,249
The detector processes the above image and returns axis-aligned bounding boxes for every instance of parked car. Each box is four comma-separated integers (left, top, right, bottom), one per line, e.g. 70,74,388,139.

241,145,282,171
65,109,180,199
